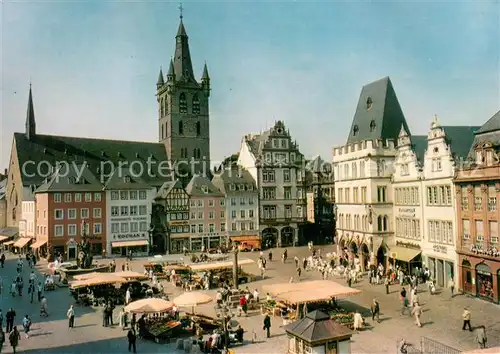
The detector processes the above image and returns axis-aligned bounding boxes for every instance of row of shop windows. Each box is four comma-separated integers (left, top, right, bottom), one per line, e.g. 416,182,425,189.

461,260,498,302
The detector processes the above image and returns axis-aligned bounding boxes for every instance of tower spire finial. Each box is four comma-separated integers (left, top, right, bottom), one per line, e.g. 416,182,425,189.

179,3,184,21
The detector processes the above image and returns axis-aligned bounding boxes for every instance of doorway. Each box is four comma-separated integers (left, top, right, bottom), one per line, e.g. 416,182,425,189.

68,245,77,260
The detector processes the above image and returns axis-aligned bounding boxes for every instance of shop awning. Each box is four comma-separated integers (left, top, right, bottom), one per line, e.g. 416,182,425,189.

111,240,149,248
389,246,421,262
31,240,47,249
13,238,31,248
4,241,15,246
0,236,9,242
189,259,254,272
230,235,260,241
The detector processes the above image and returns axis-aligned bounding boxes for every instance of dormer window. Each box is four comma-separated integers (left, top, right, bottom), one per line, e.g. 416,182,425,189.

238,184,244,191
124,176,131,183
68,177,76,184
366,97,373,110
353,125,359,136
230,184,236,191
201,186,208,193
369,120,376,132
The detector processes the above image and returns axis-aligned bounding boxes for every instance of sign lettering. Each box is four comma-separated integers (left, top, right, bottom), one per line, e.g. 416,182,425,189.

433,244,447,254
170,221,189,226
113,233,147,240
398,207,416,218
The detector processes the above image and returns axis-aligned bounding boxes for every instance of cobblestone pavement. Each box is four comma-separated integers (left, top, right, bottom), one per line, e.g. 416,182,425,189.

0,247,499,353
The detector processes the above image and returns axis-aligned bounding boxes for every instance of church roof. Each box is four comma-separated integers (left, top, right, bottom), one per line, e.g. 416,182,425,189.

284,310,353,344
475,110,500,135
173,19,196,83
185,174,223,197
441,126,480,159
103,166,155,190
14,132,169,188
211,167,256,195
35,162,103,193
347,77,410,144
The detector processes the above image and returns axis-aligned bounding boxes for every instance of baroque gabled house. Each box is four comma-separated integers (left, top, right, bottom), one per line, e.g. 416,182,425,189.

155,179,190,254
156,15,211,178
333,77,410,270
454,110,500,303
238,121,307,248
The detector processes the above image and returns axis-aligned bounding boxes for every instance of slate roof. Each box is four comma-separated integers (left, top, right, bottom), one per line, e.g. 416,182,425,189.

22,186,36,201
475,110,500,135
347,77,410,144
442,126,480,159
211,167,257,195
13,132,169,188
35,163,103,193
411,135,428,163
284,310,353,344
156,179,184,199
306,155,332,175
245,131,271,158
103,166,156,190
185,174,223,197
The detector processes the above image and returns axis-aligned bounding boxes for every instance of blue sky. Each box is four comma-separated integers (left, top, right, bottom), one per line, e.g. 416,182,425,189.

1,0,499,169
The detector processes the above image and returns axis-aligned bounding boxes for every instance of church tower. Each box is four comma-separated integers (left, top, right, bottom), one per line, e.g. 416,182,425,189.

157,9,211,176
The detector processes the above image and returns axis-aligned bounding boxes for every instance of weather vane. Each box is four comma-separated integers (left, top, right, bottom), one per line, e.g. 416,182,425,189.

179,3,184,20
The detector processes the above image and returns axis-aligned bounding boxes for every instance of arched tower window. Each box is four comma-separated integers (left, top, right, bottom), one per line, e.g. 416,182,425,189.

383,215,388,231
192,94,200,115
163,98,168,115
377,216,383,232
353,125,359,136
161,124,164,140
196,121,201,136
179,93,187,113
369,120,376,132
193,148,197,159
178,121,184,135
160,98,164,117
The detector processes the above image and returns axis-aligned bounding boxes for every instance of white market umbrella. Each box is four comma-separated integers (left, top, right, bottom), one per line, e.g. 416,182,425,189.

173,291,212,314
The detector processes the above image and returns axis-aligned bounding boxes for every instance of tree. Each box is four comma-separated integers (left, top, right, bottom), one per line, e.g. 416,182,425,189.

77,220,96,269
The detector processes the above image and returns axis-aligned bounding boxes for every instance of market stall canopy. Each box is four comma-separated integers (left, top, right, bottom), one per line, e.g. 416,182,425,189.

125,298,174,314
113,271,148,280
70,274,127,289
388,246,421,262
30,240,47,249
73,272,104,281
111,240,149,248
173,291,212,307
3,241,15,246
188,259,254,272
263,280,361,304
13,237,31,248
0,236,8,242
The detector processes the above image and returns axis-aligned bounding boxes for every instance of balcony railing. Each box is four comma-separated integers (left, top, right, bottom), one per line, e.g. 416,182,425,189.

460,241,500,258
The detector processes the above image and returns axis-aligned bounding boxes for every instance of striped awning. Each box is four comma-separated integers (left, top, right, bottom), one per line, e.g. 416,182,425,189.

111,240,149,248
31,240,47,249
13,238,32,248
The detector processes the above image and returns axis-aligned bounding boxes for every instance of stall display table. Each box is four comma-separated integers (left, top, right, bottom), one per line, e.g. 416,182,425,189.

145,321,182,343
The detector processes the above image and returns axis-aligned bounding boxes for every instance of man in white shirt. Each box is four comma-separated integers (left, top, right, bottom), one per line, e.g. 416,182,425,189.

253,289,260,303
67,305,75,328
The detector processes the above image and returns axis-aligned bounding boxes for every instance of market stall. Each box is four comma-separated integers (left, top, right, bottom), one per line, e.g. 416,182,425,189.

173,291,212,314
125,298,182,343
69,274,129,306
187,259,256,289
262,280,362,329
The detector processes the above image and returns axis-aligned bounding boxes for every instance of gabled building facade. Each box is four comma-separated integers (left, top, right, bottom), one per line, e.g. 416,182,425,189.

155,179,190,254
211,167,259,241
104,168,156,257
0,178,7,230
19,187,36,240
454,110,500,303
238,121,307,248
186,174,227,251
156,16,211,177
333,77,408,270
35,164,106,261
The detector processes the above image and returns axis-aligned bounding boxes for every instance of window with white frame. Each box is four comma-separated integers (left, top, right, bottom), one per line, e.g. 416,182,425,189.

139,205,147,215
130,206,138,216
75,193,82,202
462,219,470,240
93,208,102,218
130,191,138,200
54,225,64,237
139,222,147,231
68,224,77,236
120,191,128,200
111,223,119,233
64,193,72,203
54,193,62,203
85,193,92,202
111,206,119,216
94,193,101,202
68,209,76,219
93,223,102,234
111,191,119,200
120,223,129,233
120,206,129,216
54,209,64,220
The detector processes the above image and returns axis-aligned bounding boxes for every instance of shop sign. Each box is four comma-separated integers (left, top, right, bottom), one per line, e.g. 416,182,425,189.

398,208,416,218
110,216,148,222
433,244,447,254
113,233,147,240
170,221,189,226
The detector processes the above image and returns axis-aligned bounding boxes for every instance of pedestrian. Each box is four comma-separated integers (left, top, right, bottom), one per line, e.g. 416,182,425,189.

347,274,352,288
462,307,472,331
0,253,5,268
448,278,455,298
0,327,4,353
67,305,75,328
370,299,380,323
28,283,34,303
8,326,20,354
294,256,299,268
384,277,390,294
127,329,137,353
263,314,271,338
475,325,487,349
296,267,301,277
21,315,31,338
37,282,43,302
411,303,422,327
5,309,15,333
10,282,16,298
119,308,127,330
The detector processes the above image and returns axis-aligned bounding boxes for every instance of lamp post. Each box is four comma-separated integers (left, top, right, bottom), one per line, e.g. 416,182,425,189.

217,304,232,348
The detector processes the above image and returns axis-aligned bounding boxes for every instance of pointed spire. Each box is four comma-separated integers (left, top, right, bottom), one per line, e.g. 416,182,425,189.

25,83,36,140
173,12,195,82
201,62,210,81
399,123,408,137
167,59,175,81
157,67,164,88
